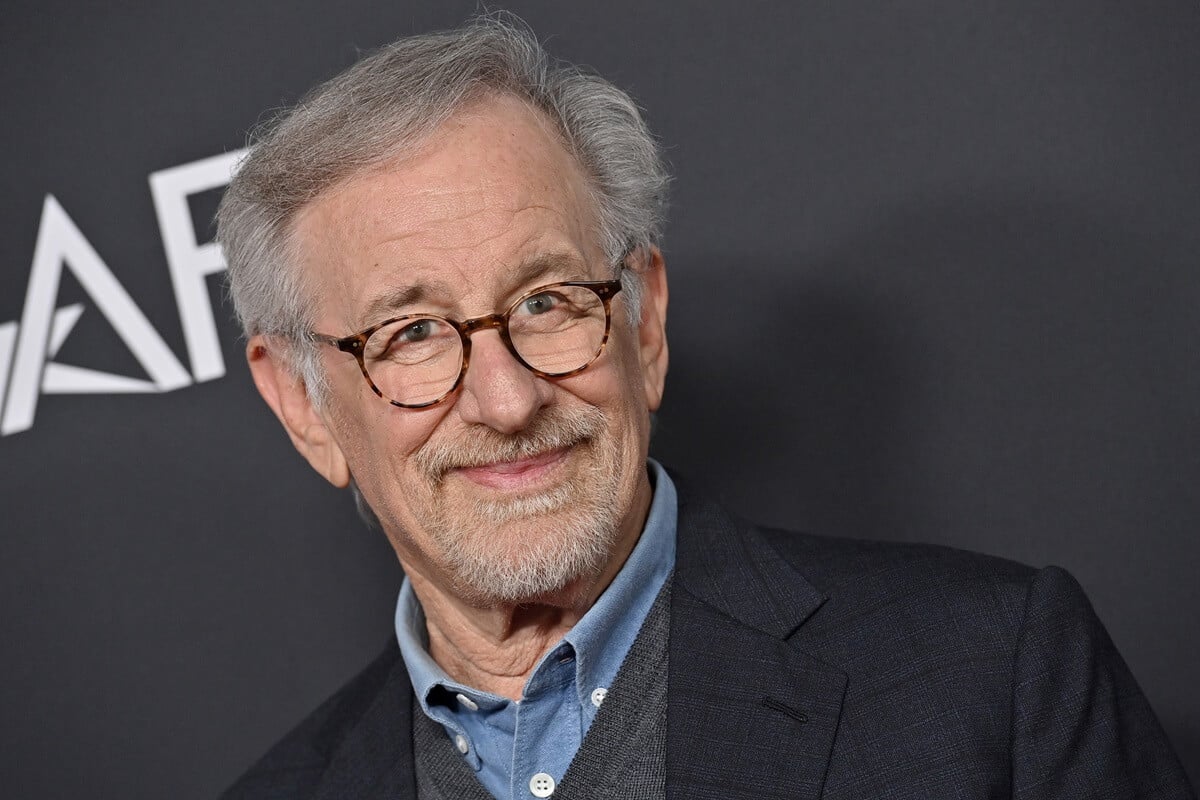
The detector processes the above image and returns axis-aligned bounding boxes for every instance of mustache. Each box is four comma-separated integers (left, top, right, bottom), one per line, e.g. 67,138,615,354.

414,406,606,480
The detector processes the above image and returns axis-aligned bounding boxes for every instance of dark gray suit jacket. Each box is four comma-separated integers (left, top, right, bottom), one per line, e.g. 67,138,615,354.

223,486,1196,799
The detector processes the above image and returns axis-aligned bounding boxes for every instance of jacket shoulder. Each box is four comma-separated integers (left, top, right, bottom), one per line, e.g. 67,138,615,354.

772,525,1036,599
751,529,1195,796
760,527,1037,631
759,524,1037,578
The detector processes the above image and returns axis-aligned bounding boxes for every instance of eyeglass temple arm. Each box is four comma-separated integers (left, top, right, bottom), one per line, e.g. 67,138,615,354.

308,331,364,354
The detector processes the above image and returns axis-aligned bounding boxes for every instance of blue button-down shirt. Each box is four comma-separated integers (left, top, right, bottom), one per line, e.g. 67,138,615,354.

395,460,677,800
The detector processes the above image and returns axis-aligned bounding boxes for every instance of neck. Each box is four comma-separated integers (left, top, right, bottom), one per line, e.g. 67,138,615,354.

413,579,592,700
405,476,653,700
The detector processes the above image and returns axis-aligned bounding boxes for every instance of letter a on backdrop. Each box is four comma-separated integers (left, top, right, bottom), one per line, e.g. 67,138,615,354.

0,195,192,436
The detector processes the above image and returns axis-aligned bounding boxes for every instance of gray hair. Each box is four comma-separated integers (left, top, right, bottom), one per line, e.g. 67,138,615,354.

217,13,670,401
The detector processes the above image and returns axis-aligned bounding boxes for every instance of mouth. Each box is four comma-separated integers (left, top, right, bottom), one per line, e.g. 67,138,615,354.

451,445,574,491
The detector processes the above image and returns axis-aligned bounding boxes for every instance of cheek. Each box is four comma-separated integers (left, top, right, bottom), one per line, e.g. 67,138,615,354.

329,382,445,480
346,409,447,535
556,356,640,416
558,345,652,453
376,406,448,468
605,333,653,411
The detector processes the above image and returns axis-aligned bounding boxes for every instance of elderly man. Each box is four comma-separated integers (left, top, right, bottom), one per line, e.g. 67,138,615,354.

218,16,1194,800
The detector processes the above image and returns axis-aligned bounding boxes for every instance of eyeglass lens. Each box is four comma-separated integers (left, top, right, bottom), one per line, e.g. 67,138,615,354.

362,284,609,406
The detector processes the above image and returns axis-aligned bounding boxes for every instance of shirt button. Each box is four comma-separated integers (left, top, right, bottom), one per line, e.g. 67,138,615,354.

529,772,555,797
454,734,469,754
455,692,479,711
591,687,608,707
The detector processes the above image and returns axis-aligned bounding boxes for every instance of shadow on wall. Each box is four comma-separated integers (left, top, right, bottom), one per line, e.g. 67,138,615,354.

651,190,1199,784
655,189,1196,544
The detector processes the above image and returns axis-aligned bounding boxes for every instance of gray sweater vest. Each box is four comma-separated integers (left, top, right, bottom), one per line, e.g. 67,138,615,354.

413,578,671,800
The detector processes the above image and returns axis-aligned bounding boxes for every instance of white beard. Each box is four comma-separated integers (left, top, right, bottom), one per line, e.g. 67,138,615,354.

411,404,626,605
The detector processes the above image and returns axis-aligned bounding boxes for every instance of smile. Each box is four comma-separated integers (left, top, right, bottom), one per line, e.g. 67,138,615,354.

451,446,573,491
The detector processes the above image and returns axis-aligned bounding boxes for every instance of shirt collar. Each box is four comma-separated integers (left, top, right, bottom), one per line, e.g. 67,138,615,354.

394,459,677,711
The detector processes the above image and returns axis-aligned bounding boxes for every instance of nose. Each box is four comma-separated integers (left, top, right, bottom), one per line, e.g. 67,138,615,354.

454,329,549,433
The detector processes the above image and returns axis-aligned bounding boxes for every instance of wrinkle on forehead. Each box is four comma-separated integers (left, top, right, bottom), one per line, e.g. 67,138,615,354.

292,94,604,330
356,249,592,329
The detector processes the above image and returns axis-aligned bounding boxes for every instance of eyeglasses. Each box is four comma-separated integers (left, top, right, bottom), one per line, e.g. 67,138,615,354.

309,272,623,408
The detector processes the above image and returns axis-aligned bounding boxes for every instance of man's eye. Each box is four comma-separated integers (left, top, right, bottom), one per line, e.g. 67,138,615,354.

519,292,561,315
398,320,433,342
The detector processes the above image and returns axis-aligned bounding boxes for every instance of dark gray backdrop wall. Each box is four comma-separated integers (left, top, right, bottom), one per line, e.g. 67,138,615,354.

1,1,1197,796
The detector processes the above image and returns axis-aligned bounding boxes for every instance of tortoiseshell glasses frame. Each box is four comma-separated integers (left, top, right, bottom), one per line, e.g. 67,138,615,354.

308,271,624,409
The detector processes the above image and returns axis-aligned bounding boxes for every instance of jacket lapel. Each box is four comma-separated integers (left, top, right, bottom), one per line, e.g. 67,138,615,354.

314,656,418,800
667,487,847,799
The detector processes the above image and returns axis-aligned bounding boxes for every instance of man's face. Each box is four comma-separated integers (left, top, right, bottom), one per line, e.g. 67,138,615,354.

278,95,668,607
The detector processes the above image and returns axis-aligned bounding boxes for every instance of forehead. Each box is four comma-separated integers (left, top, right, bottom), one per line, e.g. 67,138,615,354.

292,94,603,327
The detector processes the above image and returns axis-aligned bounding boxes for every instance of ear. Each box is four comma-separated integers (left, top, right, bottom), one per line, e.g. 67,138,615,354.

246,335,351,488
635,247,669,411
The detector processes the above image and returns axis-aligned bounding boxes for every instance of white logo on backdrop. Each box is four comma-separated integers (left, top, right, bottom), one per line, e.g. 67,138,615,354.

0,150,246,436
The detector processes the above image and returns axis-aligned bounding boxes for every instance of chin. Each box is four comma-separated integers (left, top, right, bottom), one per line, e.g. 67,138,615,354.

436,491,621,606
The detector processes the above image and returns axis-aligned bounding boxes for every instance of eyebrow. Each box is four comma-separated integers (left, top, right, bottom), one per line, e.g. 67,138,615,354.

357,283,436,328
355,252,590,328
